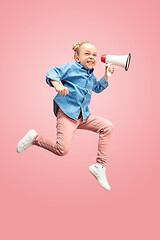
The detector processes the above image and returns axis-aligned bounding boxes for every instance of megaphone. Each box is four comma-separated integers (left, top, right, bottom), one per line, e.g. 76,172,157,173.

101,53,131,77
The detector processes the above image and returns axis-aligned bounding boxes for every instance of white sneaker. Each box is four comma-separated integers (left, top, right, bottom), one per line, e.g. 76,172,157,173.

89,163,111,191
17,129,37,153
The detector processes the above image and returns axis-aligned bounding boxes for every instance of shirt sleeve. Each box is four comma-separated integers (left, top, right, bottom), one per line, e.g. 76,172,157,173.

92,75,109,93
46,62,71,87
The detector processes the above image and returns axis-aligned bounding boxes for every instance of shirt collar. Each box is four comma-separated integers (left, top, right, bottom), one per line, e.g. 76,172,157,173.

75,61,94,73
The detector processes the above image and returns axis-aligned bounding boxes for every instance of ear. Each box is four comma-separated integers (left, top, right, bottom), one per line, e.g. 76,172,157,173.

75,56,80,63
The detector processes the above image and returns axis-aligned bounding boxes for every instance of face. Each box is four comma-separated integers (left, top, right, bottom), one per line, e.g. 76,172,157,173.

76,43,97,70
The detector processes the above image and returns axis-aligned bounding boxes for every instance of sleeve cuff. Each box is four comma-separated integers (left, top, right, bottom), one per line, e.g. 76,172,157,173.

99,76,109,88
46,77,61,87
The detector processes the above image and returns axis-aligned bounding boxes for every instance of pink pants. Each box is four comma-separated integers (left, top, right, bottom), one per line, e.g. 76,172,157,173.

33,108,113,167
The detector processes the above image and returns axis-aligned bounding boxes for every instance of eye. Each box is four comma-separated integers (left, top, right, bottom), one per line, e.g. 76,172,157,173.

93,54,97,57
85,52,89,55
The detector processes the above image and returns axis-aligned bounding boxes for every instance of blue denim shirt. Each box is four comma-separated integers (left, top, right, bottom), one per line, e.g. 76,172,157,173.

46,61,109,122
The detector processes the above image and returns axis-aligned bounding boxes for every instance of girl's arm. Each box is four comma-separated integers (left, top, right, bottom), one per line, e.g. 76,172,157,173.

92,64,114,93
92,75,109,93
50,80,69,97
46,63,71,97
46,62,71,86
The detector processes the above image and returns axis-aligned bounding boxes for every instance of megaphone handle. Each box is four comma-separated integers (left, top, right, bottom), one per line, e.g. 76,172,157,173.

107,63,112,77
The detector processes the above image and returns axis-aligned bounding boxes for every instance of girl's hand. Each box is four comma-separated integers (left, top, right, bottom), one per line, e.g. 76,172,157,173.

55,85,69,97
104,64,115,80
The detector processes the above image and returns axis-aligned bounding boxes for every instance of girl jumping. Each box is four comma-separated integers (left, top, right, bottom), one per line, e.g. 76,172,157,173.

17,42,114,191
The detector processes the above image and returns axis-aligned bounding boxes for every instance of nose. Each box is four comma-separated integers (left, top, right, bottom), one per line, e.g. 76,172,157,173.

89,55,94,59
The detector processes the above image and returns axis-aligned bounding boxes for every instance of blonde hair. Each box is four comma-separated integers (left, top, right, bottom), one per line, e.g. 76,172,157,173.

72,41,93,60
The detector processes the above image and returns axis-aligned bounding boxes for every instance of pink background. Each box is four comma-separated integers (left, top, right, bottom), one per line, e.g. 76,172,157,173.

1,0,160,239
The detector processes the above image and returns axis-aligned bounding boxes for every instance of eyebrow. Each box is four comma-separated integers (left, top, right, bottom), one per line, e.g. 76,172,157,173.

85,50,97,54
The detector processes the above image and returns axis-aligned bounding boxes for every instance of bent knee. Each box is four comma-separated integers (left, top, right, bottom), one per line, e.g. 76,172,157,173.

56,145,69,156
59,150,69,156
101,121,114,134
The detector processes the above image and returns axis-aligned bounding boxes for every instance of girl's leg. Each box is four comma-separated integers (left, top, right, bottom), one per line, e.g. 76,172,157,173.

77,114,113,167
33,108,79,156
